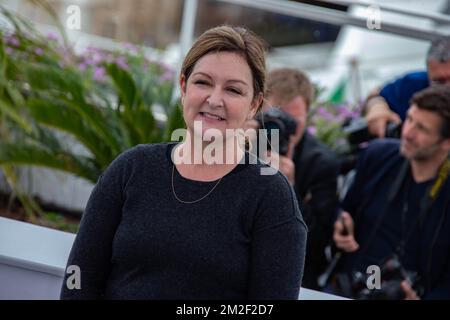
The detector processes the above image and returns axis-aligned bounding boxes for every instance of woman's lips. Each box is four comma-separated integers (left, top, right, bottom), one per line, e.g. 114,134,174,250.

198,111,225,122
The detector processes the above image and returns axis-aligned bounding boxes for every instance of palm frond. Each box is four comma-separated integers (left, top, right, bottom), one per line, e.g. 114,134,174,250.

26,97,114,166
0,141,100,183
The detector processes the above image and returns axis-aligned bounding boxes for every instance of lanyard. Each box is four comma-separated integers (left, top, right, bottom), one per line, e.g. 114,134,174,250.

355,155,450,266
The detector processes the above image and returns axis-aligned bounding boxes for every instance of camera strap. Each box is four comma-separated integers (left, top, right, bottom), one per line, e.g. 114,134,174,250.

356,155,450,268
400,155,450,245
355,160,410,258
345,153,449,297
397,155,450,293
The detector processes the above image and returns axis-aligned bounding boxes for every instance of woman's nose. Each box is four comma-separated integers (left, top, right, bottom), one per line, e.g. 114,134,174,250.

207,88,224,108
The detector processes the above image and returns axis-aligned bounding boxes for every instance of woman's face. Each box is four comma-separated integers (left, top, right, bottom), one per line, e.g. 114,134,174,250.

180,51,261,141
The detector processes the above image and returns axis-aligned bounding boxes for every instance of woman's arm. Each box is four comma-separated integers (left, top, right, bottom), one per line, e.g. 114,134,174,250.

248,174,307,299
60,152,132,299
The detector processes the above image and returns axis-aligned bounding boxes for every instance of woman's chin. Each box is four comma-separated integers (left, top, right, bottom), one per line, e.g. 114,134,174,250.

191,123,225,139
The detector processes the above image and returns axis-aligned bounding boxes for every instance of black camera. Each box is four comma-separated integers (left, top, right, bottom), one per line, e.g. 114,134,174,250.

338,118,402,174
350,255,422,300
255,107,297,156
343,118,402,147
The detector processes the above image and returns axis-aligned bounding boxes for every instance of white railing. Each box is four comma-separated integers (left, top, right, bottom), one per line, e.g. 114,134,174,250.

0,217,347,300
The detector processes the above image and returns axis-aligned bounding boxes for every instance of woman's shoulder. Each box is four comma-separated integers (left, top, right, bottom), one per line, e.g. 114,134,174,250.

103,142,174,177
240,157,306,229
117,142,175,164
242,156,294,197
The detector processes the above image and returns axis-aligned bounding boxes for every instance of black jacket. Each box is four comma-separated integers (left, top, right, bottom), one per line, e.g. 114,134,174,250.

293,133,340,289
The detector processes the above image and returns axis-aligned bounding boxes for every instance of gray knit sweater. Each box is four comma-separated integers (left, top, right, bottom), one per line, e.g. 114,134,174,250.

60,142,307,299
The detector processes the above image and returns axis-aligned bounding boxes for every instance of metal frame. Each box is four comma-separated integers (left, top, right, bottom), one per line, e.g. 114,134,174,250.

175,0,448,100
215,0,448,40
178,0,449,54
172,0,199,102
180,0,450,66
322,0,450,25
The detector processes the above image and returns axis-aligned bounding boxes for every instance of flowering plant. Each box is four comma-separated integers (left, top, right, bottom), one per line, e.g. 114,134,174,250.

0,6,184,224
307,102,361,154
305,83,361,154
0,7,184,184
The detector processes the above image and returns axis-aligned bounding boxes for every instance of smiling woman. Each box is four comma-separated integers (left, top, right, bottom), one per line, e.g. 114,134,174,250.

177,51,260,176
181,52,258,137
60,25,307,300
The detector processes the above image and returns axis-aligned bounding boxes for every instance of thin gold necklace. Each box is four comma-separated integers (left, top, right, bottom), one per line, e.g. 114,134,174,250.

171,164,223,204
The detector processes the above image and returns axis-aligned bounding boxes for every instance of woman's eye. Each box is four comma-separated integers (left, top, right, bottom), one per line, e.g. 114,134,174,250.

227,87,242,95
194,80,209,86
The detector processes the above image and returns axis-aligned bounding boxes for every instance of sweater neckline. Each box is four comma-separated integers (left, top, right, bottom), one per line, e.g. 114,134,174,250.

165,142,249,184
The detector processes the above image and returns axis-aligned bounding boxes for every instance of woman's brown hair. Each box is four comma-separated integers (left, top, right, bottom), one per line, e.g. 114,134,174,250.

180,25,267,111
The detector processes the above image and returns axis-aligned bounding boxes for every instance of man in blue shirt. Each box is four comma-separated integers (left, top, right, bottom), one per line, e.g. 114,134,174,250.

334,85,450,299
365,37,450,138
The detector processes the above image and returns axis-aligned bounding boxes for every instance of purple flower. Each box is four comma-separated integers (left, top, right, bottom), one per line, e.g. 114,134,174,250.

81,48,112,67
159,61,175,73
46,32,59,41
34,48,44,56
156,62,175,83
317,107,335,122
5,47,14,55
350,111,360,119
115,56,129,70
83,57,95,66
317,107,327,116
83,46,99,54
78,63,88,71
335,105,352,118
123,42,137,52
307,126,317,136
93,67,106,82
58,46,75,65
92,52,104,64
6,36,20,47
159,69,174,83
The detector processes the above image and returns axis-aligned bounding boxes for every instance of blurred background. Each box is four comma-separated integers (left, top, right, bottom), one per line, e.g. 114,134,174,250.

1,0,449,301
0,0,448,228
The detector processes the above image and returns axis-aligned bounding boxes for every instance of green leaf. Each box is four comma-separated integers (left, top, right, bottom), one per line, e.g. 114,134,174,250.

164,104,185,141
0,33,7,80
26,97,114,165
107,63,140,111
0,141,100,183
68,99,123,157
26,0,69,47
0,98,33,133
329,78,347,105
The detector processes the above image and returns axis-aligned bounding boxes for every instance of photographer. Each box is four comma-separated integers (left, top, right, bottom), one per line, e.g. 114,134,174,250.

332,85,450,299
249,68,340,290
364,37,450,138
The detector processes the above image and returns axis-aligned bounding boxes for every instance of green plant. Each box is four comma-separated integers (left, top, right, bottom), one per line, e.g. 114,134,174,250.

40,212,80,233
307,82,361,154
0,4,185,223
307,102,356,154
